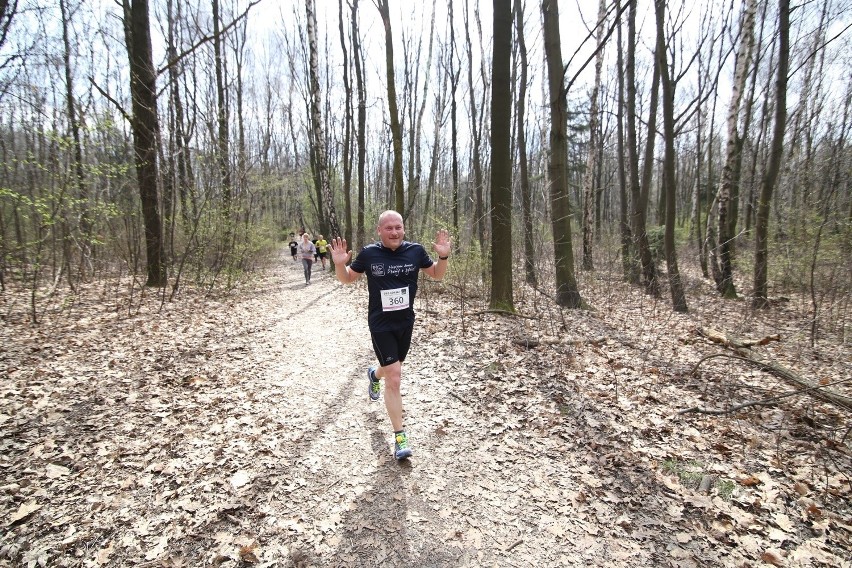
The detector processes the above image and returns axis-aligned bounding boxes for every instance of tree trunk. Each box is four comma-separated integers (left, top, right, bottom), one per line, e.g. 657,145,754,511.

514,0,535,286
123,0,165,287
376,0,405,214
616,8,633,282
490,0,513,311
626,0,657,294
714,0,757,299
351,0,366,249
464,0,486,252
448,1,460,239
306,0,340,237
59,0,90,279
542,0,580,308
753,0,789,309
338,0,353,243
655,0,687,312
212,0,232,246
581,0,606,271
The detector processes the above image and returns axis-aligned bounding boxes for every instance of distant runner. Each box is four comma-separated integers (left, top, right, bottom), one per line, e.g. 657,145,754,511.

315,234,329,269
330,210,451,460
297,233,316,285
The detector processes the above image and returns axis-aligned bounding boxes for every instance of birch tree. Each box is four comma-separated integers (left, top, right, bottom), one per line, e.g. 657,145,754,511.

713,0,757,299
305,0,340,236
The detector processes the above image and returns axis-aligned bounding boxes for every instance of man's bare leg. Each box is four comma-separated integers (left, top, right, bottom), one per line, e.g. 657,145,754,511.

375,361,403,431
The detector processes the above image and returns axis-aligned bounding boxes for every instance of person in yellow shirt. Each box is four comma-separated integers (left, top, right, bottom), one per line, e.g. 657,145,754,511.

315,234,329,269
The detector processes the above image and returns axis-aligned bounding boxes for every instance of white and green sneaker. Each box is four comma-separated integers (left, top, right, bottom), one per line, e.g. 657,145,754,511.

394,431,412,460
367,366,381,402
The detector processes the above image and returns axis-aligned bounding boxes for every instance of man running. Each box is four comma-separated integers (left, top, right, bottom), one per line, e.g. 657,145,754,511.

330,210,450,460
315,234,329,269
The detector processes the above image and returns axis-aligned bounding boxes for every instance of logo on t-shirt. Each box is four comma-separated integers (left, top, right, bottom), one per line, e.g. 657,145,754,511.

371,263,385,277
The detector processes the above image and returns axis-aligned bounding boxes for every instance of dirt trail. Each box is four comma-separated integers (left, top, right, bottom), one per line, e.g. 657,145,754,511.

2,254,849,567
223,259,612,567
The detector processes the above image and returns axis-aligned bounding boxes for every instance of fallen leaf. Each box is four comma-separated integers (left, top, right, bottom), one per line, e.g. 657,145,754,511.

95,541,114,565
9,501,42,526
239,542,259,564
231,470,251,489
46,463,71,478
761,549,785,566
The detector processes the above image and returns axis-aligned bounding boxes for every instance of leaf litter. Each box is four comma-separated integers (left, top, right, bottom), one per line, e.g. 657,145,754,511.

0,256,849,567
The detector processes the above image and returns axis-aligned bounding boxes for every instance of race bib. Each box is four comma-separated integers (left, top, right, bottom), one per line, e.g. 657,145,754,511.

380,286,410,311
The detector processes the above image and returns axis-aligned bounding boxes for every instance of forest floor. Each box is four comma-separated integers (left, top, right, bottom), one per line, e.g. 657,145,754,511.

1,250,850,568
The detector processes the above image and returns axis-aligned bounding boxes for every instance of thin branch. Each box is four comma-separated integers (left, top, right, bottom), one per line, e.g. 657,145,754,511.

679,376,852,415
562,0,630,95
89,77,131,123
156,0,262,76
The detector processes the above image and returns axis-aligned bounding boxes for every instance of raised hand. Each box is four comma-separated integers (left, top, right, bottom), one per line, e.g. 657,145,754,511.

330,237,352,266
432,229,451,259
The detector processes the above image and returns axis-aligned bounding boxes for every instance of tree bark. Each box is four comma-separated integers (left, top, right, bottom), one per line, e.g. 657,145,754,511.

753,0,789,309
464,0,486,252
123,0,166,287
625,0,657,293
714,0,757,299
376,0,405,214
490,0,513,311
581,0,606,272
306,0,340,236
212,0,232,244
655,0,687,312
338,0,353,243
616,8,633,282
514,0,535,286
542,0,581,308
351,0,366,249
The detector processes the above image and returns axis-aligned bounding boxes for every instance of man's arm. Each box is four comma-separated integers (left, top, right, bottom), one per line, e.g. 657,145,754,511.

330,237,363,284
422,257,448,280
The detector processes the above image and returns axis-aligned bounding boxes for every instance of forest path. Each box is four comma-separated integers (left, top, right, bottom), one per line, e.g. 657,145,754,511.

2,252,849,567
223,256,617,567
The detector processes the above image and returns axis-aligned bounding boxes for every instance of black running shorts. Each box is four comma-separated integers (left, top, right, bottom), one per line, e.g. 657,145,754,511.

370,326,414,366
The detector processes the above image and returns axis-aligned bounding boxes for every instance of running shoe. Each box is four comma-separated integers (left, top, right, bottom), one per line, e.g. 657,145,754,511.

367,366,381,401
394,431,412,460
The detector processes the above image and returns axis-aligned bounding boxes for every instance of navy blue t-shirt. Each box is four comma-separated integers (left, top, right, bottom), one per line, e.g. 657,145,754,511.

350,241,434,332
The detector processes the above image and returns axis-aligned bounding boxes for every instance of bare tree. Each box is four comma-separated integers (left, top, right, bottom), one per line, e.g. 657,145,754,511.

490,0,513,310
122,0,165,287
542,0,581,308
581,0,606,271
753,0,789,309
625,0,659,295
514,0,535,286
305,0,340,237
375,0,405,214
713,0,757,299
338,0,353,243
463,0,486,251
655,0,687,312
59,0,90,283
351,0,366,248
615,6,634,281
212,0,232,242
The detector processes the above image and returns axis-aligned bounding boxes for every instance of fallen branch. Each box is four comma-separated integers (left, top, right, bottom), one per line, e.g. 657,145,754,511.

470,309,537,319
679,376,852,415
697,327,781,348
691,327,852,411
